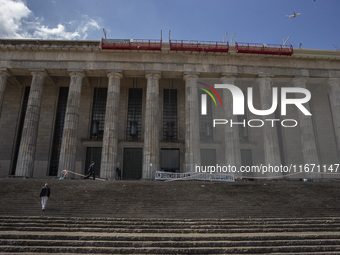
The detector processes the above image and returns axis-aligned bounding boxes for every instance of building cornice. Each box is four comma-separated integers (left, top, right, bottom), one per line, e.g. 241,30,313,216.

292,48,340,60
0,39,340,60
0,39,100,52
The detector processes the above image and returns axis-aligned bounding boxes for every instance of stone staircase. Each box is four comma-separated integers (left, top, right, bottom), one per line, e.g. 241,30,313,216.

0,178,340,254
1,178,340,219
1,216,340,254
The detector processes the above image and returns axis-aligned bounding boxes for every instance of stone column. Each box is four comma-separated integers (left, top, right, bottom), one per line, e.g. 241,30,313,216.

58,72,84,176
184,73,201,172
221,75,241,168
328,78,340,160
0,70,9,118
293,77,320,167
100,71,122,179
258,76,281,172
15,71,46,177
143,73,161,179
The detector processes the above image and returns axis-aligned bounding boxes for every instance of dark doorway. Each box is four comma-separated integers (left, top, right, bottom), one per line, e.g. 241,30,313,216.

241,149,253,166
123,148,143,179
201,149,217,167
161,149,180,172
85,147,102,177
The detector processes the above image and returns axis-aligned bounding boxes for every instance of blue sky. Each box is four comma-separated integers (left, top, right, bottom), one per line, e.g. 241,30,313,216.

0,0,339,50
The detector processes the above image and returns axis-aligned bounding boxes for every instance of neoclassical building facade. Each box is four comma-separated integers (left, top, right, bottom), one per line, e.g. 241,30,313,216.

0,39,339,180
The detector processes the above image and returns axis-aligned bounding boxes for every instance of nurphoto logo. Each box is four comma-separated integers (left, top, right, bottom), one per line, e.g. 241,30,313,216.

198,79,312,128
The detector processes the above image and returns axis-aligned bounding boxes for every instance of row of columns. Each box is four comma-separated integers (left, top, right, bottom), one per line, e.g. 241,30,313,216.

0,69,340,178
0,69,163,179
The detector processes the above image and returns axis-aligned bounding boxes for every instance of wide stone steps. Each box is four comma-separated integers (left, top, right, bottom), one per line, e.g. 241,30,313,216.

1,216,340,254
1,245,339,254
1,179,340,219
1,239,340,253
1,179,340,253
2,237,340,247
1,216,340,233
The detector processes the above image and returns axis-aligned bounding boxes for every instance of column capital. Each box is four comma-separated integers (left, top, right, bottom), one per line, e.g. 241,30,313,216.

145,72,161,79
183,72,199,80
292,76,309,86
107,71,123,79
30,70,47,78
221,74,237,84
257,73,274,79
221,72,237,78
328,78,340,86
69,71,85,78
257,75,273,86
0,69,10,77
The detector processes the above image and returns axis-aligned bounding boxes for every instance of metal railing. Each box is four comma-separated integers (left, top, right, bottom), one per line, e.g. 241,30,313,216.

101,38,162,51
170,40,229,52
235,42,293,55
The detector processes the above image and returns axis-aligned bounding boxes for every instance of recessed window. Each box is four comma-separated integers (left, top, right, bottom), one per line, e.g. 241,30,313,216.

11,87,30,175
163,89,178,141
126,88,143,141
91,87,107,139
49,87,68,176
199,90,213,141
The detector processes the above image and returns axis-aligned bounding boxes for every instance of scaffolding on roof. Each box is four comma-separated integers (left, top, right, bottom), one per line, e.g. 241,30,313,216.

235,42,293,56
169,40,229,53
101,38,162,51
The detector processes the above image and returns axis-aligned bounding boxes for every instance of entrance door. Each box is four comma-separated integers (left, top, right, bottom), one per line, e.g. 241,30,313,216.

161,149,180,172
123,148,143,179
201,149,216,167
85,147,102,177
241,149,253,166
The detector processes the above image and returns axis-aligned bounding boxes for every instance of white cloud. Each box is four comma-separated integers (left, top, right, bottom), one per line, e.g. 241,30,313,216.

33,24,80,40
0,0,32,38
0,0,101,40
78,18,100,39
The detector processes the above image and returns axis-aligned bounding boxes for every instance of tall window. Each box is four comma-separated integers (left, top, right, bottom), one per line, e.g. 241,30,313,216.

238,90,249,142
11,87,30,175
163,89,178,141
49,87,68,176
238,115,249,142
126,88,143,141
90,88,107,139
275,108,286,165
199,90,213,141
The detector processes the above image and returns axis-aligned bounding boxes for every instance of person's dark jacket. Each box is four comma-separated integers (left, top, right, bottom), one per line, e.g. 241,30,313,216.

40,186,50,198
